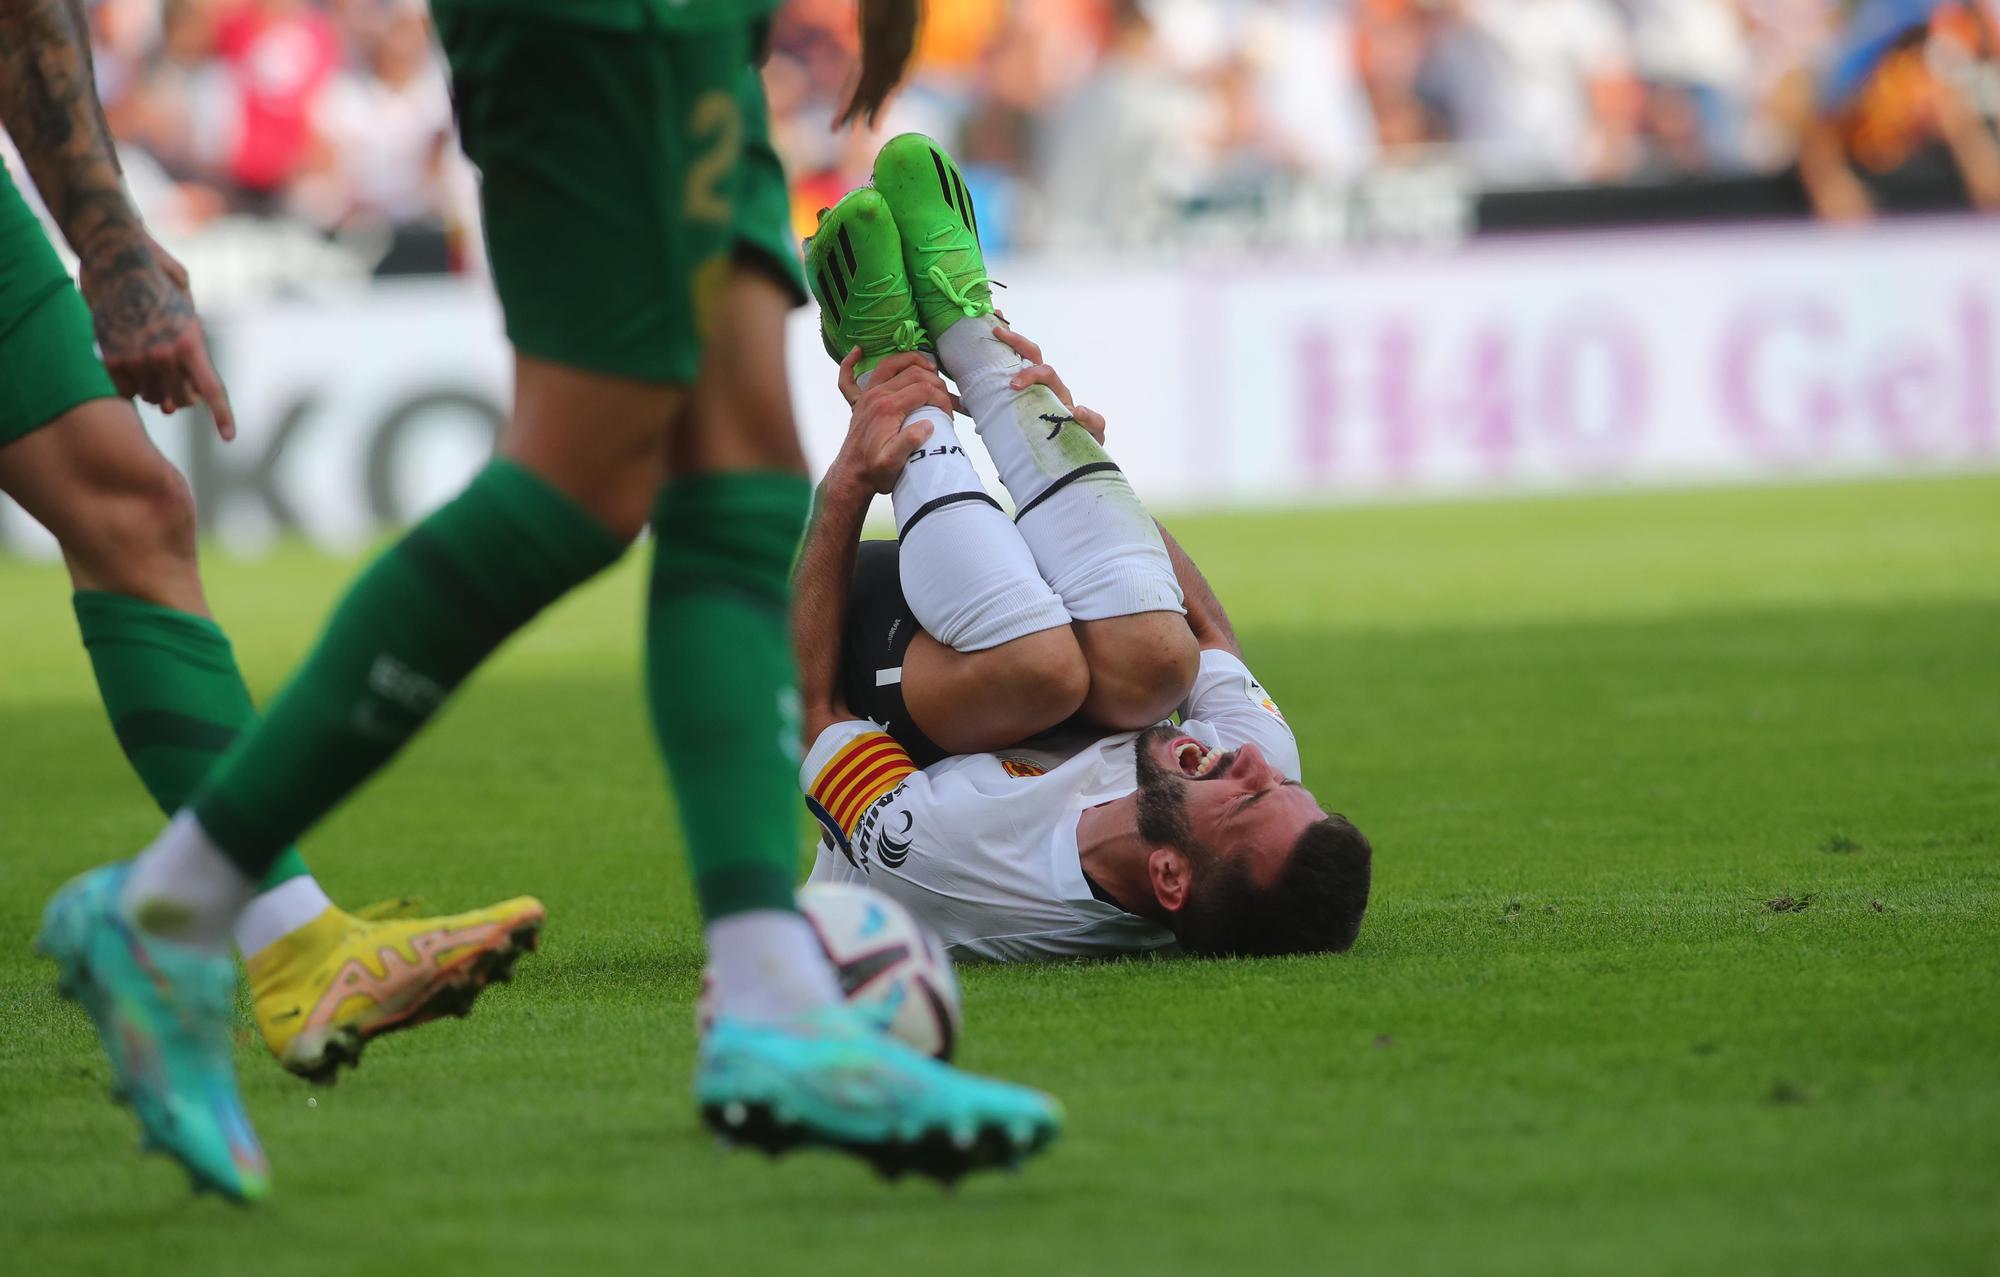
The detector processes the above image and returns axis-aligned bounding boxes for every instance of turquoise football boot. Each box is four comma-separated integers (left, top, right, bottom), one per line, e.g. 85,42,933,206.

698,1005,1062,1183
36,864,271,1202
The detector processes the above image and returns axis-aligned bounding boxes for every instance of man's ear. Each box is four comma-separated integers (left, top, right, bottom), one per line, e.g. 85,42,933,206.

1148,847,1193,913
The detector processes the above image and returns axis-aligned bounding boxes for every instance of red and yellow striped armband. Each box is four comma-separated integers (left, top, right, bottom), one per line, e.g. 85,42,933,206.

807,730,917,840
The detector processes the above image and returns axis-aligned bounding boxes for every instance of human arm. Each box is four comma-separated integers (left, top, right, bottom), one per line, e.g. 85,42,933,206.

1155,521,1240,658
792,349,951,742
1770,64,1875,223
793,473,872,742
1933,72,2000,212
0,0,233,430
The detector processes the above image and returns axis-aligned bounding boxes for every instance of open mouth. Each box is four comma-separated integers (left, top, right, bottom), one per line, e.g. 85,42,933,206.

1171,736,1227,779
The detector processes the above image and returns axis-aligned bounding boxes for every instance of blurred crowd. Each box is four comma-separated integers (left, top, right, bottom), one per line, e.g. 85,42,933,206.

83,0,469,246
52,0,2000,262
775,0,2000,248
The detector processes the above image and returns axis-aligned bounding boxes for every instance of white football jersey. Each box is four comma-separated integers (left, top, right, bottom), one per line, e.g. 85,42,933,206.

803,650,1300,962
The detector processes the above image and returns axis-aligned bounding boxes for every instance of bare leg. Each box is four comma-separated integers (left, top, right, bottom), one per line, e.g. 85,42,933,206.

506,353,683,542
0,398,206,613
901,628,1090,755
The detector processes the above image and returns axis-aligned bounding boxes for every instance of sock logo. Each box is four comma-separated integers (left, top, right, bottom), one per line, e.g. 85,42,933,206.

907,444,966,463
366,655,442,714
1039,413,1075,440
354,656,444,739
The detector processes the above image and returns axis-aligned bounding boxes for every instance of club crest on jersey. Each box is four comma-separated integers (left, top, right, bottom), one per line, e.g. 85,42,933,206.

999,757,1046,779
877,810,915,868
851,795,915,870
1250,680,1286,722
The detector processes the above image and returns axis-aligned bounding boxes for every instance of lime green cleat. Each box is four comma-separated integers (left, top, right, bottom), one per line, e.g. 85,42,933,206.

870,133,995,341
805,187,927,375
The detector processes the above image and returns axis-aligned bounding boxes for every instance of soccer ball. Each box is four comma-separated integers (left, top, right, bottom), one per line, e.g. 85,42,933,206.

696,882,964,1060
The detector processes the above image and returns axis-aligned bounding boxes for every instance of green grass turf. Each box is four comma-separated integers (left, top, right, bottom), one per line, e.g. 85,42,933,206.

2,473,1996,1274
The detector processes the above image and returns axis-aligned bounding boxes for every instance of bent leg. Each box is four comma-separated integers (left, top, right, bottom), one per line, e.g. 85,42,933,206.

935,317,1197,727
872,355,1086,741
901,629,1089,755
136,7,713,916
1072,612,1199,730
836,540,1088,760
182,355,651,883
0,398,316,890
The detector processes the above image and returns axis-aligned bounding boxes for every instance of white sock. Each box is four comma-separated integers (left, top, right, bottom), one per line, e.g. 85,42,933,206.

704,910,843,1025
935,316,1082,512
119,810,258,952
884,399,1070,652
234,874,337,959
936,316,1184,622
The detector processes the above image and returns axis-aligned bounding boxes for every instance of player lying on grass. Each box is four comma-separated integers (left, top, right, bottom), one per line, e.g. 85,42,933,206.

0,0,541,1086
789,148,1372,961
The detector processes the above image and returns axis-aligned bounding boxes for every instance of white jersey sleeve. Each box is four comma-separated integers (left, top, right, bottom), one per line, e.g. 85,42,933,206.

1178,649,1301,782
799,721,1176,962
800,720,929,871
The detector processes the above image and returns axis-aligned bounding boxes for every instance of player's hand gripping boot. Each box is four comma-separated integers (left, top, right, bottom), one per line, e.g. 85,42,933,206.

698,1004,1062,1184
249,895,545,1083
36,863,271,1202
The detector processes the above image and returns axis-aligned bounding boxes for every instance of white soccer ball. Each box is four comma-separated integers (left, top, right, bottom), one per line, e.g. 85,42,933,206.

697,882,964,1060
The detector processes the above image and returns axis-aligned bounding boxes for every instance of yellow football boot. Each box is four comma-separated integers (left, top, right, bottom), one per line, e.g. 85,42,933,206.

247,897,546,1083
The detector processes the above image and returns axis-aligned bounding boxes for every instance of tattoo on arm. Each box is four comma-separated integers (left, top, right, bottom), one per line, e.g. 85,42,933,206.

0,0,195,364
0,0,148,263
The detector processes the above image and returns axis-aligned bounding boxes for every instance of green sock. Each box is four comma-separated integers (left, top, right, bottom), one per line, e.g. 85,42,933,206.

74,591,310,890
646,471,813,920
193,459,624,877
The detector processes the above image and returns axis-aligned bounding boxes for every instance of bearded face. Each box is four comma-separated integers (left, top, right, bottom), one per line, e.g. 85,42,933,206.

1133,724,1205,862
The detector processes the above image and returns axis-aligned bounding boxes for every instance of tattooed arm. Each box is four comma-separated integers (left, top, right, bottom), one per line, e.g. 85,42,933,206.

0,0,233,431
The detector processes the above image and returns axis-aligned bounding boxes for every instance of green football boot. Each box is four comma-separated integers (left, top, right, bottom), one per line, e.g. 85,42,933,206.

805,187,926,374
870,133,994,341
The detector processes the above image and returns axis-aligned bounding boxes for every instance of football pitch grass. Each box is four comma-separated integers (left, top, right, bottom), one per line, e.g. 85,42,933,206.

2,473,1995,1275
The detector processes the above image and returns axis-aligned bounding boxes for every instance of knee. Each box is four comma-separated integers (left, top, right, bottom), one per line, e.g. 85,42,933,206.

1080,615,1200,730
989,627,1092,735
74,455,200,588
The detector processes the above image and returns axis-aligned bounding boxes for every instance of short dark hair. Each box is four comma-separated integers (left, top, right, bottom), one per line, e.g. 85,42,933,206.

1172,814,1373,957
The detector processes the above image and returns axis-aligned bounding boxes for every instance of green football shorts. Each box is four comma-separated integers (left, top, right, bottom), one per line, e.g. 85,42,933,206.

439,12,801,385
733,60,807,307
0,166,119,447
